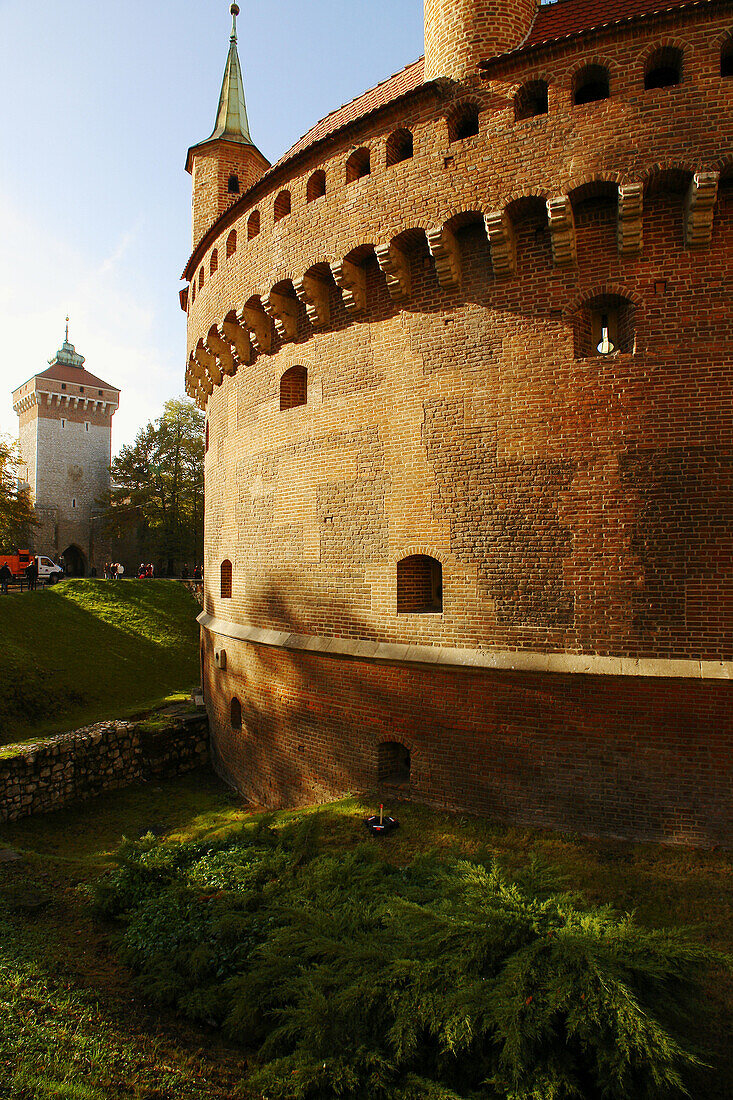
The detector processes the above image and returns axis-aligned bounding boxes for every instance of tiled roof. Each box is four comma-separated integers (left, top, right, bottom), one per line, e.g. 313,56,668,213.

38,363,119,391
272,58,425,171
526,0,711,49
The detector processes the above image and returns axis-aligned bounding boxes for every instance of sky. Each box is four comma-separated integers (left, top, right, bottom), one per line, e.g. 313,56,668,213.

0,0,425,455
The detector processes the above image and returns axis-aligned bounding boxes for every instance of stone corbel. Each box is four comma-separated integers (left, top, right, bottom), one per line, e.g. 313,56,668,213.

684,171,719,249
617,182,644,257
242,304,273,354
206,324,236,376
294,273,332,328
330,258,367,315
546,194,577,267
375,242,411,302
427,225,462,289
195,340,221,387
265,290,300,342
485,210,517,278
222,311,252,366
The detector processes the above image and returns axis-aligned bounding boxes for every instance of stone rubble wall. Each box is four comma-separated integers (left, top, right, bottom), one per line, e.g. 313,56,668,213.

0,716,209,823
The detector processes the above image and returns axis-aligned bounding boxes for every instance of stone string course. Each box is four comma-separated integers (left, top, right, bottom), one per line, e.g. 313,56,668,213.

0,717,209,824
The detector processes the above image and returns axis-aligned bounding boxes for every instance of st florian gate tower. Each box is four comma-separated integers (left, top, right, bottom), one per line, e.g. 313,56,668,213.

12,323,120,575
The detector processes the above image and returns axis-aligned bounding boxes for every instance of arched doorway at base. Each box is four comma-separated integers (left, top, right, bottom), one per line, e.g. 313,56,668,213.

62,544,86,577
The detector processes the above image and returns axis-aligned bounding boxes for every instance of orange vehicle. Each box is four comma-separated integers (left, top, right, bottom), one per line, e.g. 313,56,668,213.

0,550,64,584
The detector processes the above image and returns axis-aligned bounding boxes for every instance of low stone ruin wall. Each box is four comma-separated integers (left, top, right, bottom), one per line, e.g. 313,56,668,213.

0,715,209,823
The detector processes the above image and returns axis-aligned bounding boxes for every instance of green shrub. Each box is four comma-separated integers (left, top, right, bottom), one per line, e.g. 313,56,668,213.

92,822,726,1100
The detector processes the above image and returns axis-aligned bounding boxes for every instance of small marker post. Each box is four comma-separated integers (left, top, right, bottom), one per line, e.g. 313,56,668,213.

380,803,384,826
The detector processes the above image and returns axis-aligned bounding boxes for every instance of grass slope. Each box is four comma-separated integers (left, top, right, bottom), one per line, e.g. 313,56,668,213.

0,580,200,746
0,771,731,1098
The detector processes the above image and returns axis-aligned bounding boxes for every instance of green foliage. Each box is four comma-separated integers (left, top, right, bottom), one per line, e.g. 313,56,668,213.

0,578,200,744
106,397,204,572
94,819,725,1100
0,435,37,553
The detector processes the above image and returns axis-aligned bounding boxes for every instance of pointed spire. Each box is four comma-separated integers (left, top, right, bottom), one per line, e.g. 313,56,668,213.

50,318,85,369
65,315,69,343
207,3,253,146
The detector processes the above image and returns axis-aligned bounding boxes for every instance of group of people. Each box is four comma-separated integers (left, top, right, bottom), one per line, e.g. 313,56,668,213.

137,563,156,579
103,562,125,580
0,559,39,594
181,564,203,580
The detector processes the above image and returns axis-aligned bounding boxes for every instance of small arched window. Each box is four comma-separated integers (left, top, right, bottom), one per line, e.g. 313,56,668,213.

722,39,733,77
397,555,443,614
378,741,411,787
573,65,610,105
191,282,196,303
574,293,636,358
644,47,682,89
248,210,260,239
280,366,308,410
307,170,326,202
514,80,549,121
199,265,205,289
228,174,240,194
226,229,237,258
230,697,242,730
220,559,233,599
386,129,413,166
210,249,218,276
274,190,291,221
448,102,480,142
346,148,371,183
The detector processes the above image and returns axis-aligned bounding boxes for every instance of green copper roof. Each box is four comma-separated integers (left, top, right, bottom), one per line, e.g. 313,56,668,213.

49,318,85,369
207,4,253,146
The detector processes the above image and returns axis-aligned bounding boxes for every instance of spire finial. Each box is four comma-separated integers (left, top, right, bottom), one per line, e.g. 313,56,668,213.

230,3,239,41
65,316,69,343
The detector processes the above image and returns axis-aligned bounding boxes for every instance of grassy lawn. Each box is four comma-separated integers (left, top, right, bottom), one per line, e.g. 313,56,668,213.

0,770,730,1098
0,579,200,747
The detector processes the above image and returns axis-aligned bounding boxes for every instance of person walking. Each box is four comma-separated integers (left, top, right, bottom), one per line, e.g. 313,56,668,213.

0,563,11,595
25,560,38,591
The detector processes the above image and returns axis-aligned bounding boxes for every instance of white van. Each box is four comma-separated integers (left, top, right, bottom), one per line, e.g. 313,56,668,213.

36,556,65,584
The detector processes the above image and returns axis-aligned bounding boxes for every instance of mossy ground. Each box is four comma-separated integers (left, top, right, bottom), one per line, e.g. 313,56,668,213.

0,770,730,1098
0,580,200,747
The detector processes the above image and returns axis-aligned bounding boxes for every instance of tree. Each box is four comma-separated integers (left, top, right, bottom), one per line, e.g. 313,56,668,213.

106,398,204,574
0,435,37,553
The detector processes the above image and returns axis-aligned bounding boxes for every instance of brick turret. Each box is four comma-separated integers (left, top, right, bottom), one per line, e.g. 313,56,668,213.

186,3,270,248
424,0,539,81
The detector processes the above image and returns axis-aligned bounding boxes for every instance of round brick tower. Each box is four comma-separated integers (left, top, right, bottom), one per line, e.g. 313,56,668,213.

424,0,539,81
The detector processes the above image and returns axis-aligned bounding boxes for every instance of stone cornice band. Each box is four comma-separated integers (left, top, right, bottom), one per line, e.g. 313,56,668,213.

198,613,733,679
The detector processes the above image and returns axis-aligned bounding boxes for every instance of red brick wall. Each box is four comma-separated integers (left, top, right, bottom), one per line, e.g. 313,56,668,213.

188,4,733,839
424,0,540,80
203,631,733,847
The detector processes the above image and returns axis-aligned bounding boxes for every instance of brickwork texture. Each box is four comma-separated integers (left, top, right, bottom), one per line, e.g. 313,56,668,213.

184,0,733,844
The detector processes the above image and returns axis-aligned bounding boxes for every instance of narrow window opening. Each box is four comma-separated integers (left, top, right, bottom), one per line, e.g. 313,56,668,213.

346,148,371,183
575,293,635,358
722,41,733,77
230,697,242,730
61,418,66,428
274,190,291,221
280,366,308,410
397,555,443,614
378,741,411,788
386,129,414,166
210,249,218,276
573,65,610,105
199,265,205,289
228,174,240,194
307,170,326,202
247,210,260,239
85,422,90,432
448,103,480,142
72,498,76,509
645,47,682,89
220,559,232,599
514,80,549,121
226,229,237,257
